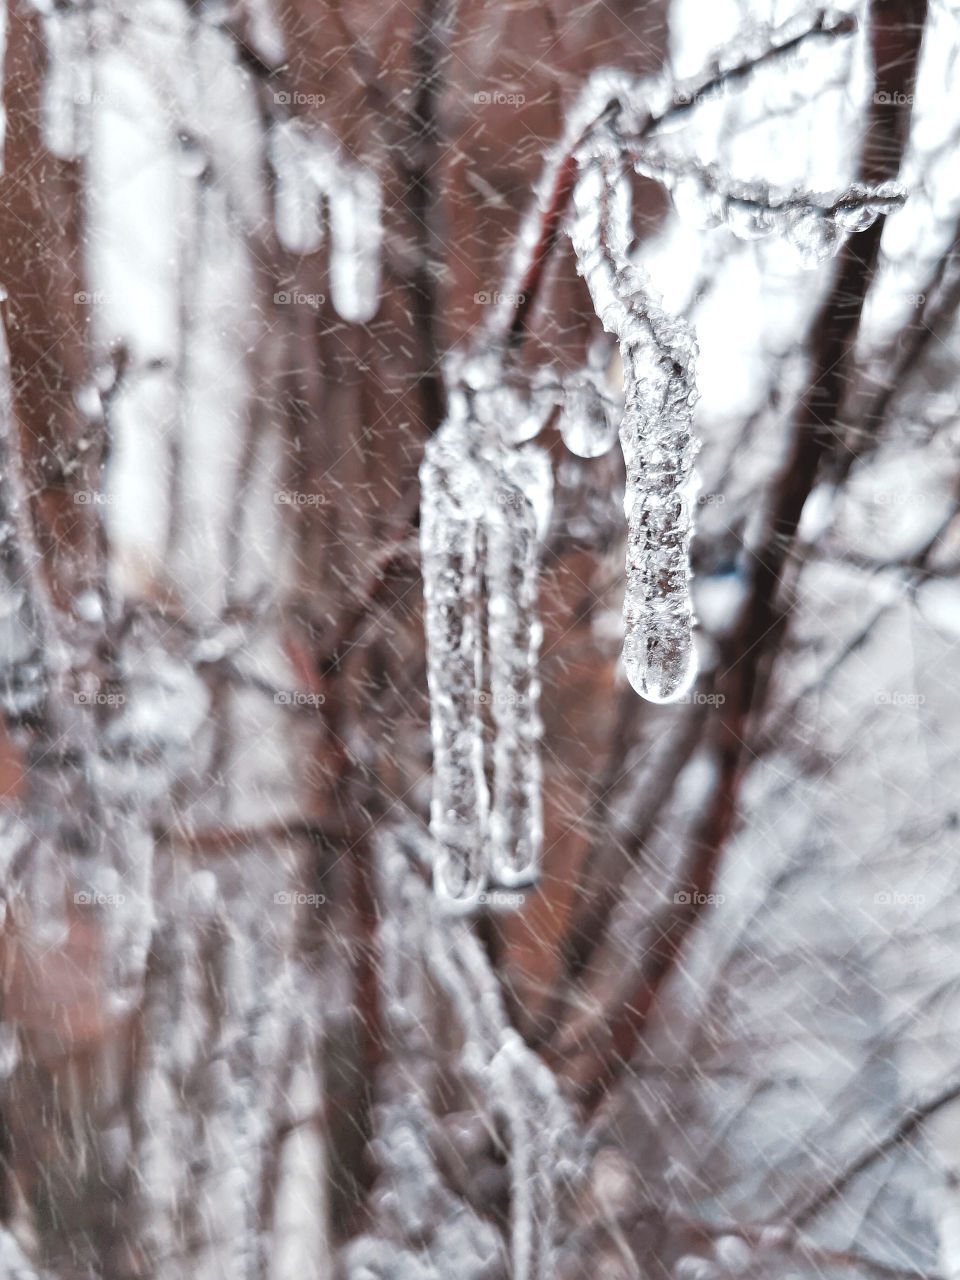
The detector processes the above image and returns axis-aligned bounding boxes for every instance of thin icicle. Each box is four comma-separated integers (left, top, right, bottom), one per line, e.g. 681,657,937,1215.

269,119,324,255
571,155,699,703
420,410,490,905
328,163,382,323
487,445,552,887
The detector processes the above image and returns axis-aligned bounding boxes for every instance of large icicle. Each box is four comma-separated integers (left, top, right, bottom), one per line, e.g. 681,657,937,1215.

571,153,699,704
486,445,552,887
420,408,490,905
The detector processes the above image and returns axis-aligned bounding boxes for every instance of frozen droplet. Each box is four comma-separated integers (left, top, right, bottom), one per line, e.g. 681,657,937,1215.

725,199,776,241
834,204,878,233
556,377,619,458
785,209,843,268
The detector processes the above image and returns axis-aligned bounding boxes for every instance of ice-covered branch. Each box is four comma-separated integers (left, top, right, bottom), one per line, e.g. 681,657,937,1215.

494,6,861,347
570,152,700,702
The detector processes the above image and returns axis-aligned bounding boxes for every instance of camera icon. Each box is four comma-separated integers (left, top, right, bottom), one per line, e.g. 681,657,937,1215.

74,891,92,905
474,291,490,304
274,891,292,905
274,91,291,105
674,891,691,905
874,891,892,905
274,292,291,305
475,690,491,704
474,91,491,105
74,292,91,304
74,491,91,504
274,692,292,704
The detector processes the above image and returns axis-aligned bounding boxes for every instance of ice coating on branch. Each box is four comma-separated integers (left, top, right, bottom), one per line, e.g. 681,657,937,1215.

375,836,579,1280
570,157,699,703
420,411,490,905
327,163,383,323
487,445,552,886
269,119,324,255
39,7,92,161
639,157,906,268
488,1030,572,1280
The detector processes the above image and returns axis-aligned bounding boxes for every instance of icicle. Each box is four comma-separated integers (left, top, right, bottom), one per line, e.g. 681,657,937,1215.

619,340,699,703
328,163,382,323
269,119,324,255
39,7,92,161
420,411,490,905
570,156,699,703
487,445,552,886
